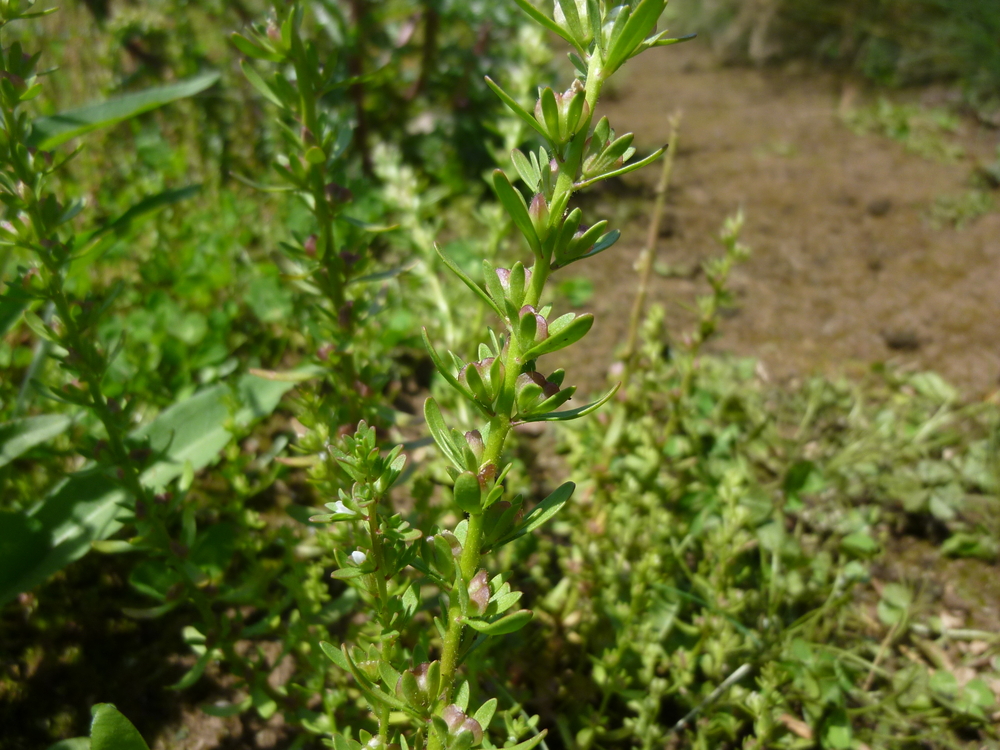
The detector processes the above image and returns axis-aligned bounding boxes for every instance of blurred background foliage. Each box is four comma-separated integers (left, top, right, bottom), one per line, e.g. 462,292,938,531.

667,0,1000,107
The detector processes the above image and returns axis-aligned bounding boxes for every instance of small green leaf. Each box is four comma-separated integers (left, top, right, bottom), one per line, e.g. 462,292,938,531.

436,246,504,318
962,678,996,709
330,566,368,580
484,77,549,141
240,60,284,109
841,531,879,557
168,648,214,691
320,641,350,671
539,87,560,141
493,483,575,547
511,149,540,191
463,608,533,635
453,472,483,513
493,170,542,257
929,669,959,698
89,704,150,750
230,32,283,62
822,708,852,750
423,398,466,470
200,696,253,718
497,730,548,750
509,0,580,52
575,145,666,189
521,313,593,360
472,697,498,730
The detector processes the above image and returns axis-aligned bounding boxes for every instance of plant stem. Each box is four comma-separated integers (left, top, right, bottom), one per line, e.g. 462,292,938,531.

622,112,681,389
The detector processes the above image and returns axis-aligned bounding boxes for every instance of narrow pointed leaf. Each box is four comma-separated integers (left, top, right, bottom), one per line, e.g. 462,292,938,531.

168,648,214,690
240,60,284,109
650,32,698,49
501,731,548,750
473,698,498,730
421,329,480,404
493,170,542,256
576,145,666,189
437,245,504,318
510,0,579,50
230,32,283,62
574,229,621,262
511,149,540,191
29,73,220,149
606,0,667,73
0,414,72,468
521,382,620,423
320,641,351,670
484,77,549,140
494,482,575,547
423,398,466,470
462,609,533,635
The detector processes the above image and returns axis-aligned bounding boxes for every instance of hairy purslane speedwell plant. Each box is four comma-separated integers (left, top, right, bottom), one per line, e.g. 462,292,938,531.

310,1,694,748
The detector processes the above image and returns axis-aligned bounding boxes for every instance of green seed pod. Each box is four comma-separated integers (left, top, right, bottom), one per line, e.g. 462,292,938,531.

467,569,490,616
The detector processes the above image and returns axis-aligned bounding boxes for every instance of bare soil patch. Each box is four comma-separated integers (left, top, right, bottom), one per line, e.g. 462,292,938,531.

569,42,1000,397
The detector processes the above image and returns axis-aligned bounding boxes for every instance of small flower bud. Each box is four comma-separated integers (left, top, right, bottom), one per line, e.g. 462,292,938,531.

465,430,484,461
519,305,548,343
478,463,496,487
349,549,367,565
304,234,317,256
331,500,357,517
496,266,532,295
325,182,353,204
528,193,550,240
438,530,463,557
412,662,431,692
443,705,483,743
467,569,490,616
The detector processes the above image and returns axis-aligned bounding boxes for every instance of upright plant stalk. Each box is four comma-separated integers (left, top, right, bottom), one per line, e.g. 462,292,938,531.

0,0,149,506
0,2,249,674
621,110,681,389
234,3,368,319
313,2,696,749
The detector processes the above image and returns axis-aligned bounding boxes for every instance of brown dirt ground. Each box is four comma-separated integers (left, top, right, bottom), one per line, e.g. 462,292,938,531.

564,42,1000,398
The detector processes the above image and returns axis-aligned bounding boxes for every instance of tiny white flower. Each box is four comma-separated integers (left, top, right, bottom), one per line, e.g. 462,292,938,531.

426,535,435,544
332,500,355,516
350,550,367,566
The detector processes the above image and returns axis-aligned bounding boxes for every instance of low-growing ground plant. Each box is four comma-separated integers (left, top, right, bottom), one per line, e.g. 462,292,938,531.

512,223,1000,748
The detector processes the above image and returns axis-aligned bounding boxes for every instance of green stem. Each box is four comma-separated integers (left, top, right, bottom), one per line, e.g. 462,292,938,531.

622,112,681,389
435,53,615,716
